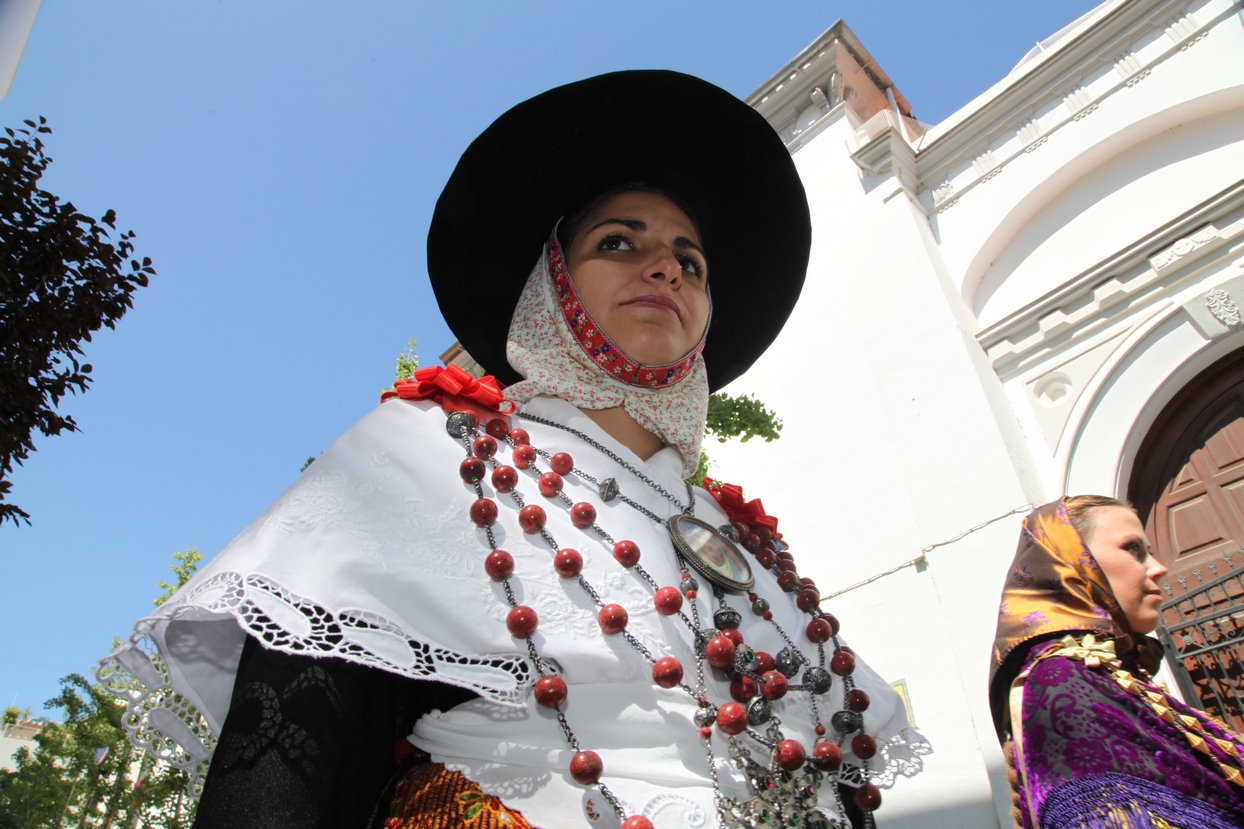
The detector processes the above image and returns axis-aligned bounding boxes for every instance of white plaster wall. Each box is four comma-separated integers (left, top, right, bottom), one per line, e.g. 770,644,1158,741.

0,733,33,772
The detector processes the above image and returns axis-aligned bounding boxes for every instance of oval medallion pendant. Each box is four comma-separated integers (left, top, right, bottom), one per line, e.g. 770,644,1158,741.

667,515,755,592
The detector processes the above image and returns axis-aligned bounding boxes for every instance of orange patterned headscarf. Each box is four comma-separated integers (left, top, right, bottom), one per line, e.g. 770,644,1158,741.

987,498,1162,741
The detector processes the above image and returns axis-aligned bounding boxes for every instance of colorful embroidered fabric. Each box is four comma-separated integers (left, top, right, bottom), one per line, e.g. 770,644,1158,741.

990,499,1244,828
1012,642,1244,828
1039,772,1237,829
504,235,710,476
385,759,533,828
989,499,1161,741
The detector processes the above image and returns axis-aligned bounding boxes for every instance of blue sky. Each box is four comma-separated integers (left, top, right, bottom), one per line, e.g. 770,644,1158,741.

0,1,1099,716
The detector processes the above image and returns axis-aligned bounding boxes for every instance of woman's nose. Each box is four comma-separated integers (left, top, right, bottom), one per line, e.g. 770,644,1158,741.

642,248,682,285
1149,557,1168,580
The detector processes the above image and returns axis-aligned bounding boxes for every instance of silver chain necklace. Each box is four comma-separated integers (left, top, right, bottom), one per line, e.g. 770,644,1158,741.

517,412,760,593
518,411,691,515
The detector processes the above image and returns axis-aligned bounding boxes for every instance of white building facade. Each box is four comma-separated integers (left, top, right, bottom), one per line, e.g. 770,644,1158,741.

712,1,1244,825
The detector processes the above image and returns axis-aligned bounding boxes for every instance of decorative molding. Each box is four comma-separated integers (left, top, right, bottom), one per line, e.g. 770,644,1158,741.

1063,85,1093,116
810,86,832,114
1165,11,1199,42
747,20,913,152
1205,288,1240,327
1183,271,1244,341
978,183,1244,373
933,180,955,205
1126,68,1151,88
1150,224,1220,271
850,120,918,185
1114,51,1142,79
972,149,998,177
1034,372,1073,407
1023,330,1129,452
1018,119,1043,146
1181,31,1209,51
1073,104,1099,121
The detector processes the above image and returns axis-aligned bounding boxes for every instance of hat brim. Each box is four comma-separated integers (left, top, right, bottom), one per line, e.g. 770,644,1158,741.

428,69,811,392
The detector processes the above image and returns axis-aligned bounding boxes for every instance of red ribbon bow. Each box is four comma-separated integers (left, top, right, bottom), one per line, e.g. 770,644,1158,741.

381,365,516,417
704,477,780,540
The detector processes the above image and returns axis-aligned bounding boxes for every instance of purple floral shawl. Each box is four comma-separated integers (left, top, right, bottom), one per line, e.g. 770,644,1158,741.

990,500,1244,827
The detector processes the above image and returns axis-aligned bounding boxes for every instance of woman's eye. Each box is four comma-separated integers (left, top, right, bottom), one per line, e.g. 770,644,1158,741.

597,234,633,252
677,255,703,279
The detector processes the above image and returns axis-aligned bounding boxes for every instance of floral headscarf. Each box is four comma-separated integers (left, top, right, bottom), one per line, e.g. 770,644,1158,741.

988,498,1163,741
504,233,710,477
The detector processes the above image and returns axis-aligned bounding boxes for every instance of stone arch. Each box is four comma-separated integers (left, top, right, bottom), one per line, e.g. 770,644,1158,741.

1064,316,1244,500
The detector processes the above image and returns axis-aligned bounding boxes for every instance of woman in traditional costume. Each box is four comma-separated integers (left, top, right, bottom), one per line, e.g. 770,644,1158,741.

100,70,926,829
989,496,1244,828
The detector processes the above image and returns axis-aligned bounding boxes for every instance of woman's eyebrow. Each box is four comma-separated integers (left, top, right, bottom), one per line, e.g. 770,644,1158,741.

674,236,705,257
585,217,645,234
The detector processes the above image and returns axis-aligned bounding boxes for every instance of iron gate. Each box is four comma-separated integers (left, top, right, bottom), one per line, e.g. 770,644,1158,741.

1157,547,1244,732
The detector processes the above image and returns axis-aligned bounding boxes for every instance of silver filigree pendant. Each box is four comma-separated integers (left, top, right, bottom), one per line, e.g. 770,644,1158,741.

717,735,845,829
667,514,755,592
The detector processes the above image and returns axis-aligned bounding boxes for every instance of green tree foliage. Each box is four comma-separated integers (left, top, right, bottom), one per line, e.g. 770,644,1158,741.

0,708,28,728
689,393,783,484
705,392,782,445
0,550,200,827
0,117,156,527
0,676,194,829
395,337,419,382
379,338,419,396
154,546,203,607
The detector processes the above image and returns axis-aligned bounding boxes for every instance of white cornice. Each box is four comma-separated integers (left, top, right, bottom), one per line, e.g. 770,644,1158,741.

746,20,912,151
851,123,917,183
916,0,1138,158
978,179,1244,375
747,20,911,117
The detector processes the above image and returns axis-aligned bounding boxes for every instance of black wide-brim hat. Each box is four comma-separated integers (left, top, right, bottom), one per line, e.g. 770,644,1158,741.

428,69,811,392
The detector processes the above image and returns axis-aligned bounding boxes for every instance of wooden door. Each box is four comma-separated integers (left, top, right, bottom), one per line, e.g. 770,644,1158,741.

1130,347,1244,728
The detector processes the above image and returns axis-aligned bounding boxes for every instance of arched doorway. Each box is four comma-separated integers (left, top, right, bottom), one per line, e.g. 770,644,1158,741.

1129,346,1244,729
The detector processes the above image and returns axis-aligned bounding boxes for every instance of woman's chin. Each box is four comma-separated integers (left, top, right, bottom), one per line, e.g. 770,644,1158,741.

612,336,697,368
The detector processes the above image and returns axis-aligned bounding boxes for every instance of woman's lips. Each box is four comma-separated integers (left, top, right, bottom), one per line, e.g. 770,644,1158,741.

624,293,681,319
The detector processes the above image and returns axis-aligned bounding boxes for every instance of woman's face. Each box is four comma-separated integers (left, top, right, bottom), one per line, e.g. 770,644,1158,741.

564,191,710,367
1085,506,1168,634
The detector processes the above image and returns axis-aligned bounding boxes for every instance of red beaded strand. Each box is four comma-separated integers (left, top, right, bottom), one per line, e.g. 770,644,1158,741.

443,412,626,819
